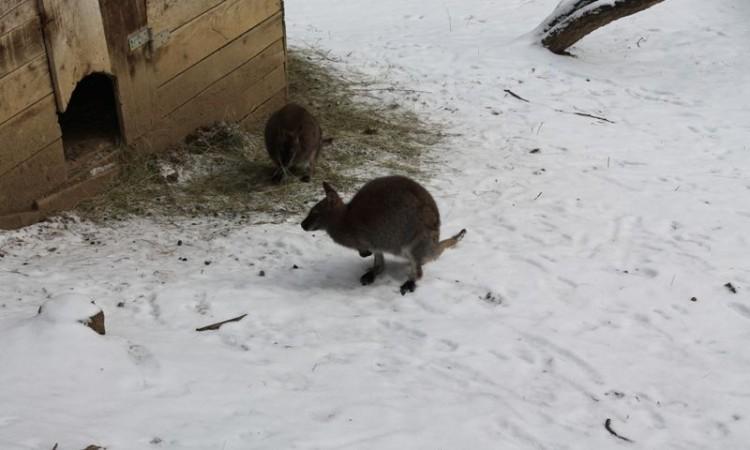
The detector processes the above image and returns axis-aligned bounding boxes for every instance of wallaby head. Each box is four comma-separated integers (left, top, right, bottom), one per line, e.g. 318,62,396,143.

301,182,343,232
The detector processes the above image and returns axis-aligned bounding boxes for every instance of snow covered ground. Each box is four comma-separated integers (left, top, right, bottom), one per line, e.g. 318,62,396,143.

2,0,750,448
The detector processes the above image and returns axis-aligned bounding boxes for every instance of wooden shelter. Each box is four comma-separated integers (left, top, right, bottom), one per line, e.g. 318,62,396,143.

0,0,288,228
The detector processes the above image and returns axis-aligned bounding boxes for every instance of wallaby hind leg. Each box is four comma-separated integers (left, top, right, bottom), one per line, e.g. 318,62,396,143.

400,254,423,295
360,252,385,286
300,162,314,183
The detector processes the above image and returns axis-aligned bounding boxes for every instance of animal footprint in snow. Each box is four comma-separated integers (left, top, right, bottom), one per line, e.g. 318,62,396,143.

127,343,160,373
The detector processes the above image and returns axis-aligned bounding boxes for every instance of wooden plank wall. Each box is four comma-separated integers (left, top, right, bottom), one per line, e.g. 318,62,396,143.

0,1,66,214
1,0,288,217
139,0,287,151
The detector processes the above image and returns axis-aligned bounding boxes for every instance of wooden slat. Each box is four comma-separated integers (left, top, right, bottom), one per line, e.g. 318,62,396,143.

154,0,280,85
147,0,224,33
239,87,286,132
0,0,37,36
0,54,54,125
157,12,283,118
0,138,67,214
39,0,112,112
141,39,285,153
0,0,27,19
0,13,45,79
0,95,61,176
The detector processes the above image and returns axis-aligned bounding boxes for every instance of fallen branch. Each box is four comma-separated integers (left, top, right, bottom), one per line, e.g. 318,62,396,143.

536,0,666,54
604,418,634,443
503,89,530,102
196,314,247,332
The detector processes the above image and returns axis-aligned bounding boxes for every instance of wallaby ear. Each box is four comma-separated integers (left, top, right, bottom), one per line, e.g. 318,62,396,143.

322,181,339,202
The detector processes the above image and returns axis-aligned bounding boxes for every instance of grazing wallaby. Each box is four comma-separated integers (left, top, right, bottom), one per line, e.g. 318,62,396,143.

301,176,466,295
264,103,322,183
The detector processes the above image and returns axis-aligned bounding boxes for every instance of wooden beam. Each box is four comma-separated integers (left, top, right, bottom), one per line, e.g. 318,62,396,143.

147,0,225,33
0,209,44,230
153,0,280,86
0,13,45,79
39,0,113,112
98,0,156,143
157,12,284,118
0,54,54,126
0,95,61,176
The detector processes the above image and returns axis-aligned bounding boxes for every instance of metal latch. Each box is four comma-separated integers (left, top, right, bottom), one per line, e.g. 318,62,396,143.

127,28,171,52
128,27,150,51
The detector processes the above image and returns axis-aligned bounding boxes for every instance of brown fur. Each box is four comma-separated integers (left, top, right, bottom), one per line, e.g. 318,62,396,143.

264,103,322,183
301,176,466,294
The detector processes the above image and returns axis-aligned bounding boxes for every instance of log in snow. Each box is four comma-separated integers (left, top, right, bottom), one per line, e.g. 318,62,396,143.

536,0,666,54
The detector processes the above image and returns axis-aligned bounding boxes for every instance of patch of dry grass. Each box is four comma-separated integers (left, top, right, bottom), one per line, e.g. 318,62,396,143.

76,48,442,222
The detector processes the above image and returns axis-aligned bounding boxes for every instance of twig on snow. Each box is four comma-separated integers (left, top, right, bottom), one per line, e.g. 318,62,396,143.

1,269,29,277
351,87,432,94
604,418,634,443
196,314,248,332
503,89,530,103
572,111,615,123
534,192,543,201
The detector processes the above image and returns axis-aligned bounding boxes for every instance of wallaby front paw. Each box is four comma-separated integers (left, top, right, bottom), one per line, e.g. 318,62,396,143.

360,270,376,285
400,280,416,295
358,250,372,258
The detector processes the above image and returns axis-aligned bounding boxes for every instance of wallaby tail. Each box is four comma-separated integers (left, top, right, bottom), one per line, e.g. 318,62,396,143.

431,228,466,260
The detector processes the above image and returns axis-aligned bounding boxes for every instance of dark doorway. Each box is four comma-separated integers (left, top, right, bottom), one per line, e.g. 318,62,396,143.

58,73,122,163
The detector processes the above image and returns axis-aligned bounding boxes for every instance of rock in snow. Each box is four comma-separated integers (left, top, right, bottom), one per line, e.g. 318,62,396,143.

37,294,105,335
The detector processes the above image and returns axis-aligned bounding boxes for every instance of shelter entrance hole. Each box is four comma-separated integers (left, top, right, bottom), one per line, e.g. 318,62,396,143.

58,73,122,163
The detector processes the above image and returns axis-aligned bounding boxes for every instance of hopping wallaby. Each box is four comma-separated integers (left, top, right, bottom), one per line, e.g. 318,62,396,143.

301,176,466,295
264,103,322,183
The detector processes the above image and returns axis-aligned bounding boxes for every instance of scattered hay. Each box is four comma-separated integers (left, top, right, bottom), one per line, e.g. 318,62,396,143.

76,47,442,222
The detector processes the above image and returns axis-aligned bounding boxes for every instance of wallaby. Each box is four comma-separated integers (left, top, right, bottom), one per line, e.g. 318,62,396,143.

264,103,322,183
301,176,466,295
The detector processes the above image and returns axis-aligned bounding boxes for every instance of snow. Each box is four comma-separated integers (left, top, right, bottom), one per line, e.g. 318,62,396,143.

2,0,750,448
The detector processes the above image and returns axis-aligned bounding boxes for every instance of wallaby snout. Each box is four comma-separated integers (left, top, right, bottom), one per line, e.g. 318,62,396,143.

300,215,318,232
302,177,465,295
264,103,322,183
